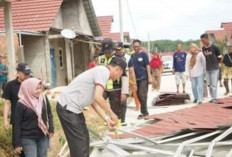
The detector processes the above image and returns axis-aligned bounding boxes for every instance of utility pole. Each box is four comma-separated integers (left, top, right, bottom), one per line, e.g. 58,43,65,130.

119,0,123,42
148,33,151,60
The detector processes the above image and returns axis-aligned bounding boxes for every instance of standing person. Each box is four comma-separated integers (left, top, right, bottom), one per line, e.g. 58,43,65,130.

14,78,54,157
149,52,163,91
173,44,187,93
115,41,137,125
57,56,126,157
0,55,8,95
88,55,98,69
200,33,222,103
98,38,128,124
130,39,152,119
186,43,206,104
222,45,232,95
3,63,32,157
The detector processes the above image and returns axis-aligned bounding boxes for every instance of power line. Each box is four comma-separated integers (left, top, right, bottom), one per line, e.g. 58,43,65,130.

125,0,139,39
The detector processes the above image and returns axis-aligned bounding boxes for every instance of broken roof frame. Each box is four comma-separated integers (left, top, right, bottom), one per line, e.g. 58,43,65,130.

57,97,232,157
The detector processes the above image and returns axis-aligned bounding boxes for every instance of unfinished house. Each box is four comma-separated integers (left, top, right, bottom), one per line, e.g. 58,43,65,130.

0,0,101,87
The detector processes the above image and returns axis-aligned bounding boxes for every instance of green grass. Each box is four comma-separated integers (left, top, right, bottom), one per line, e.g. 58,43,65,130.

0,99,106,156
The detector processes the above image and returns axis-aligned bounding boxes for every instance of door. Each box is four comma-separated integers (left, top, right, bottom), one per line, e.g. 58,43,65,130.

50,48,57,87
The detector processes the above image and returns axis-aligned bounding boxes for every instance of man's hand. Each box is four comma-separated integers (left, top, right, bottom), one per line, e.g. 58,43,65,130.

148,77,153,84
14,147,22,154
49,133,54,138
121,94,128,104
4,119,9,131
106,120,116,131
172,69,175,75
109,113,118,127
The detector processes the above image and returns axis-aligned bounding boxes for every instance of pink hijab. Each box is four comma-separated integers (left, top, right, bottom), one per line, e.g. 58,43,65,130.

18,78,48,135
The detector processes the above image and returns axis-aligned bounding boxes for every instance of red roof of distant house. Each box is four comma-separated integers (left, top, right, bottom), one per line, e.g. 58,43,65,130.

110,32,129,41
206,30,227,41
97,16,113,38
160,52,174,56
206,22,232,43
0,0,62,31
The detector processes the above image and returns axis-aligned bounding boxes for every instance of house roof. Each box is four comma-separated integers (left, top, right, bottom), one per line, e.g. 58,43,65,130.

0,0,101,36
206,30,227,41
0,0,63,31
118,97,232,139
110,32,130,42
97,16,113,38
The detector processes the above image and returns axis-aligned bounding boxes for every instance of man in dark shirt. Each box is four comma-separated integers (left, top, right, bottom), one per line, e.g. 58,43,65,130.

130,39,152,119
173,44,187,93
222,45,232,95
3,63,32,152
200,33,222,103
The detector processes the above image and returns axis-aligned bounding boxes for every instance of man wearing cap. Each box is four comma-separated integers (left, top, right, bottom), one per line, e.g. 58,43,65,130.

57,56,126,157
115,41,137,125
3,63,32,156
98,38,129,124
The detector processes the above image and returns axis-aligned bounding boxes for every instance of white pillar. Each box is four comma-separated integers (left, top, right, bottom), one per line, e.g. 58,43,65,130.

65,39,73,83
119,0,123,42
4,2,16,80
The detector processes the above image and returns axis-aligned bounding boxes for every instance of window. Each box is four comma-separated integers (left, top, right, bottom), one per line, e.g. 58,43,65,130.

59,48,64,68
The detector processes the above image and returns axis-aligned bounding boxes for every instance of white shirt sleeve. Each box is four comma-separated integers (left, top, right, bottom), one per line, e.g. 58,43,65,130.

95,67,110,89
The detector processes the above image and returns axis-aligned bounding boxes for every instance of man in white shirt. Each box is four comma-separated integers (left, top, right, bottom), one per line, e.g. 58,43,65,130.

57,56,127,157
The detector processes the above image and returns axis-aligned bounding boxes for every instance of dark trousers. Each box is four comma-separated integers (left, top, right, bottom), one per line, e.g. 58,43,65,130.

137,79,149,115
121,102,127,123
104,90,122,119
56,103,89,157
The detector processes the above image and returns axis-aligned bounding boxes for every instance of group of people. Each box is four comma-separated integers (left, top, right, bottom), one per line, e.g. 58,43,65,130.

2,33,231,157
150,33,227,105
3,63,54,157
57,38,153,157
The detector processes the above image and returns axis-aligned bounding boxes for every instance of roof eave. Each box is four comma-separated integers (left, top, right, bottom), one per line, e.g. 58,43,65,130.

82,0,102,37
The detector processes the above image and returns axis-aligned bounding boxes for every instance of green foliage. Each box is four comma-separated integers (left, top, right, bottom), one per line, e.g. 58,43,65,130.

142,39,200,52
214,36,228,55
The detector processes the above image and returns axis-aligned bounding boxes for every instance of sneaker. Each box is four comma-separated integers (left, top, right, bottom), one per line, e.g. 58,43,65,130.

198,101,202,104
193,99,197,103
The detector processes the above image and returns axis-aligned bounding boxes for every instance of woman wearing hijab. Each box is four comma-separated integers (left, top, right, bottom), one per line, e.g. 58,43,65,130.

14,78,54,157
186,43,206,104
150,52,163,91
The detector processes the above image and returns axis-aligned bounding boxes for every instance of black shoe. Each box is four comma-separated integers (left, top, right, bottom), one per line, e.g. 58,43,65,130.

193,99,197,103
121,122,127,126
138,114,144,119
209,99,217,103
198,101,202,104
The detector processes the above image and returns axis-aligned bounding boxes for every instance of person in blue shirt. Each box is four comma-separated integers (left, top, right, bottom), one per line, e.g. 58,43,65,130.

0,55,8,95
130,39,152,119
173,44,187,93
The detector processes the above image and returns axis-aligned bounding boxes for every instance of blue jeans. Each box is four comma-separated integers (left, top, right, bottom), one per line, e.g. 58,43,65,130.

206,69,219,100
190,73,204,102
22,136,48,157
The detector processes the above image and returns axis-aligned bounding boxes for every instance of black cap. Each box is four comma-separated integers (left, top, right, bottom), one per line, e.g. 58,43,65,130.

116,41,124,50
101,38,114,54
109,56,127,76
16,63,32,75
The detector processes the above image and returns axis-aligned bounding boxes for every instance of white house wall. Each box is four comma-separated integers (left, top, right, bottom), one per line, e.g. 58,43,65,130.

73,42,89,76
49,38,68,86
22,35,47,81
52,9,63,29
60,0,93,35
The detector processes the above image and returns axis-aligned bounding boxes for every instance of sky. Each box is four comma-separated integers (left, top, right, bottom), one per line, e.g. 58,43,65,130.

92,0,232,41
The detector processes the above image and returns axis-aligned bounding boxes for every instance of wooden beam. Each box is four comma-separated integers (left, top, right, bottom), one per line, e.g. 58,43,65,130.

48,34,63,39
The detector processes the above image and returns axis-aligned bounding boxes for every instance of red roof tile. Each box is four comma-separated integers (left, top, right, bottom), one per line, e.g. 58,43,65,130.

97,16,113,38
0,0,62,31
118,98,232,139
110,32,129,41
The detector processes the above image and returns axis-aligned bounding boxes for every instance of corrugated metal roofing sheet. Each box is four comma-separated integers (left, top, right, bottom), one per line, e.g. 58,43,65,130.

118,97,232,139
